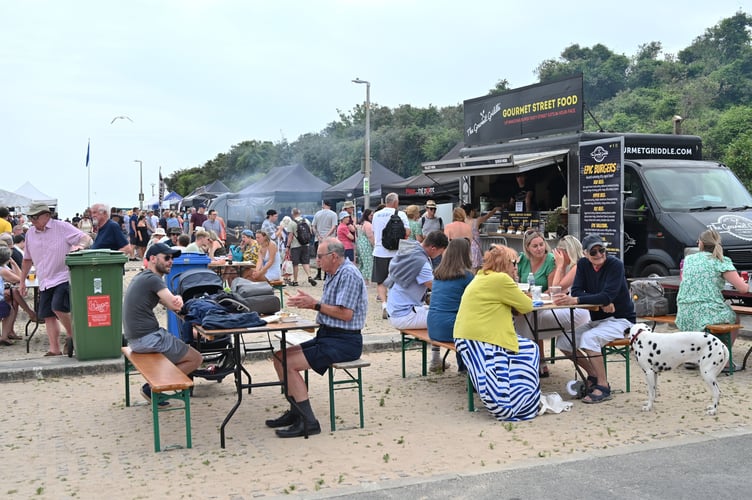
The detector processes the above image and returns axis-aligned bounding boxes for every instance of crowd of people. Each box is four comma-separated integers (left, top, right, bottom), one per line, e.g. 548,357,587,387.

2,194,748,429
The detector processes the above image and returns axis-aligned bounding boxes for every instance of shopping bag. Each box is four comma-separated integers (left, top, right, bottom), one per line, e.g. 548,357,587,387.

281,259,293,276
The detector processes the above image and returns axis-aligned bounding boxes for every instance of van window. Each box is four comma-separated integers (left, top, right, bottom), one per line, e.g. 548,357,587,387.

643,166,752,210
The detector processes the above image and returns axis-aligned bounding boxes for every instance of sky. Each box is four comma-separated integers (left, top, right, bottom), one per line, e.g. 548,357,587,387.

0,0,747,217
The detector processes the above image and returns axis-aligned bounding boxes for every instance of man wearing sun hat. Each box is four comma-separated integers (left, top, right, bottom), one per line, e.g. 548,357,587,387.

123,242,202,405
420,200,444,239
19,202,93,357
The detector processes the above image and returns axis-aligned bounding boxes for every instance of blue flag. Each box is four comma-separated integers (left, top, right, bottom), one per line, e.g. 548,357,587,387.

85,139,90,168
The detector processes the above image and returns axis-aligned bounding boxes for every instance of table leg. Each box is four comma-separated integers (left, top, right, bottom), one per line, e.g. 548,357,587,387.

220,338,244,449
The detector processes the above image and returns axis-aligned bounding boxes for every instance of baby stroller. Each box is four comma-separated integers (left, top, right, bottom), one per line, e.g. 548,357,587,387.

173,268,244,384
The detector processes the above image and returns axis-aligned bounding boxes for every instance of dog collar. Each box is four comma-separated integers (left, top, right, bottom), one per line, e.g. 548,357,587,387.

630,329,645,346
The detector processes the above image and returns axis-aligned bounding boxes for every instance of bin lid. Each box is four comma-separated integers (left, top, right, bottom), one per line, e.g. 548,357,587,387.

65,249,129,266
172,252,212,265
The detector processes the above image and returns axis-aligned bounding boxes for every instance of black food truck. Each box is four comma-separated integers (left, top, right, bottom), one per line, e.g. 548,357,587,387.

422,76,752,277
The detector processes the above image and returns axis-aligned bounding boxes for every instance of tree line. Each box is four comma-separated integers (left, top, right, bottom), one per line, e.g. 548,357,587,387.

166,11,752,196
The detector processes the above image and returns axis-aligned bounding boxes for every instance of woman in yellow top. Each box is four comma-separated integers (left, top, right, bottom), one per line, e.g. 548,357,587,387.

454,244,541,421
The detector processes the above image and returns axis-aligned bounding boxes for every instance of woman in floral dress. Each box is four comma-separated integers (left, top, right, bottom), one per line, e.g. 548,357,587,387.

356,209,374,284
676,229,748,365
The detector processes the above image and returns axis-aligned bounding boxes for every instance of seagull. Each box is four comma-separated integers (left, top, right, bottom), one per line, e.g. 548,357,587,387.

110,115,133,124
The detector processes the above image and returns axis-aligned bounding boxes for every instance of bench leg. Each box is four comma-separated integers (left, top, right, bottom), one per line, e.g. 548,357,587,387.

151,389,192,452
328,366,365,432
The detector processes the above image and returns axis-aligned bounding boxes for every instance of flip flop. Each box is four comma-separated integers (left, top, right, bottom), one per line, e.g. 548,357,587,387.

44,351,62,356
0,339,14,346
8,333,23,340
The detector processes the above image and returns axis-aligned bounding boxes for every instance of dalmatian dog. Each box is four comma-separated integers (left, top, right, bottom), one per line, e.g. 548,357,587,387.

628,323,729,415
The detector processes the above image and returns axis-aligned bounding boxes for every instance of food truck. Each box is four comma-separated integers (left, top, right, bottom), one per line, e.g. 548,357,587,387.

422,75,752,277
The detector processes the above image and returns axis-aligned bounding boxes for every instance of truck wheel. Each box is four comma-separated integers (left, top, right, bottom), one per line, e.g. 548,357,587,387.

640,263,668,277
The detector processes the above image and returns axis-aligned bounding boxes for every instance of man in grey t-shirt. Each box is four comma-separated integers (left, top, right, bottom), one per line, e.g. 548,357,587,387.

311,200,338,280
123,243,202,404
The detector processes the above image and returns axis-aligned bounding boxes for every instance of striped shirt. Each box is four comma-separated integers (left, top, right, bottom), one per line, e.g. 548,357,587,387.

24,219,87,291
319,259,368,330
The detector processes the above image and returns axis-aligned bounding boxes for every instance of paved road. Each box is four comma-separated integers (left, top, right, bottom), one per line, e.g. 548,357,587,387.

314,430,752,499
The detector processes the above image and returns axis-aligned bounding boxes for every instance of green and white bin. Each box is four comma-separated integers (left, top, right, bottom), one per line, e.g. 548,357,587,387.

65,249,128,360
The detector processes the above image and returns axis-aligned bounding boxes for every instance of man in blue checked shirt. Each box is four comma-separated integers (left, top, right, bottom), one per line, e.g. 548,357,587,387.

267,238,368,438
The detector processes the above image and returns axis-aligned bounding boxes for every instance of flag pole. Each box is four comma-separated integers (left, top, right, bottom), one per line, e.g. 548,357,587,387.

86,138,91,209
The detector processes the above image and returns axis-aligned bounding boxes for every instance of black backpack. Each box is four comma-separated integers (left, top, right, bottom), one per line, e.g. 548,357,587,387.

295,218,312,245
381,212,406,250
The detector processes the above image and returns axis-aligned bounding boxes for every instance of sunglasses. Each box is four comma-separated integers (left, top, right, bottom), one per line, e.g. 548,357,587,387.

29,214,45,221
161,254,174,261
426,207,436,211
589,247,607,256
510,259,518,266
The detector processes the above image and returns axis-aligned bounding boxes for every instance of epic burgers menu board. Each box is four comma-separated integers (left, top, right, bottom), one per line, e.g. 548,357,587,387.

578,138,624,258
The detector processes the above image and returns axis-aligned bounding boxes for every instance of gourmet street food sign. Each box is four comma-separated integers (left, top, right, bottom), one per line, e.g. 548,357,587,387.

464,75,583,146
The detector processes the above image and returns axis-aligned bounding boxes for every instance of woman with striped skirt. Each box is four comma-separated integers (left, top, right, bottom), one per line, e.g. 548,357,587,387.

454,244,541,421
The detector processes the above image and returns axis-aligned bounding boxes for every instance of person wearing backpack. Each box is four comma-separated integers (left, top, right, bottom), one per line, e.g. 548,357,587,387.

282,208,317,287
371,193,410,318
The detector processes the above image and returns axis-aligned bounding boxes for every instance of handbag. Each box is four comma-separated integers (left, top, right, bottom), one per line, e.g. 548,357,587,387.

281,259,293,276
229,245,244,262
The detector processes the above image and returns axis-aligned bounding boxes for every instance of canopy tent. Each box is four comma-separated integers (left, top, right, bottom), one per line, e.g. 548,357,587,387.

0,189,33,213
322,160,405,202
146,191,183,210
14,181,57,208
211,164,330,229
181,180,231,208
381,173,461,205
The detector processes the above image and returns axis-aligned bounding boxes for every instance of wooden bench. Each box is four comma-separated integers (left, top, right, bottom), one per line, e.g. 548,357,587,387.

399,328,476,412
639,314,676,329
601,338,631,392
704,323,743,375
122,347,194,452
274,332,370,432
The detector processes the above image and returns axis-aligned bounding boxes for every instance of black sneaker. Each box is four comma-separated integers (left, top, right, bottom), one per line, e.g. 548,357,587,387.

265,410,300,428
140,384,170,408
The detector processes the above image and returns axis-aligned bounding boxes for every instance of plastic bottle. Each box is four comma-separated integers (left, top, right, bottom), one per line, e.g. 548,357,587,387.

527,272,535,289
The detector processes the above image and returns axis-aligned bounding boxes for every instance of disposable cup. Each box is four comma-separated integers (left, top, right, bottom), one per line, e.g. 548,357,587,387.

549,286,562,297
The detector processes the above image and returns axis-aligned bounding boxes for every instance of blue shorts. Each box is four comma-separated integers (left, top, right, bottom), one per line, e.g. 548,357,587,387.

0,300,10,319
127,328,189,364
301,325,362,375
39,282,70,318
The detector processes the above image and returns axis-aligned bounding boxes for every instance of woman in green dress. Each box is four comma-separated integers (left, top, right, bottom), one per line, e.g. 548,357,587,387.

356,209,374,285
677,229,748,333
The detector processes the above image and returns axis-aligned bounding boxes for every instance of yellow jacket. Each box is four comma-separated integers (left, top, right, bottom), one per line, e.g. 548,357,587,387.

454,270,533,352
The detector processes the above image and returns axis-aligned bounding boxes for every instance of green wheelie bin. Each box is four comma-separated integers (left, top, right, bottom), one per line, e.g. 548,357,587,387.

65,249,128,360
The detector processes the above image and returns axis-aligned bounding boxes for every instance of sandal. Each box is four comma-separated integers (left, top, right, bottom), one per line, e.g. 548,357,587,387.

582,384,612,404
8,333,23,340
0,339,14,346
307,276,317,286
586,375,598,392
290,281,299,286
44,351,62,356
539,366,550,378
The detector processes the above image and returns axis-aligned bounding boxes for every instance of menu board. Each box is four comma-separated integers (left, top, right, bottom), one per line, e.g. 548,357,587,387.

578,138,624,258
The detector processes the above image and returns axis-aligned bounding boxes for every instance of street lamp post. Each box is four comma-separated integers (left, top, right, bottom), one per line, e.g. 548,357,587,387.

133,160,144,210
352,78,371,210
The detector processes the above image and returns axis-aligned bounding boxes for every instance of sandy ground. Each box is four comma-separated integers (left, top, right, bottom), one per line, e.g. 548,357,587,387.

2,261,752,498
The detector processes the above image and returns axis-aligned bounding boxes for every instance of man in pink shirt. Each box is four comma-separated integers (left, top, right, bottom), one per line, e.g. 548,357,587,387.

19,203,93,357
